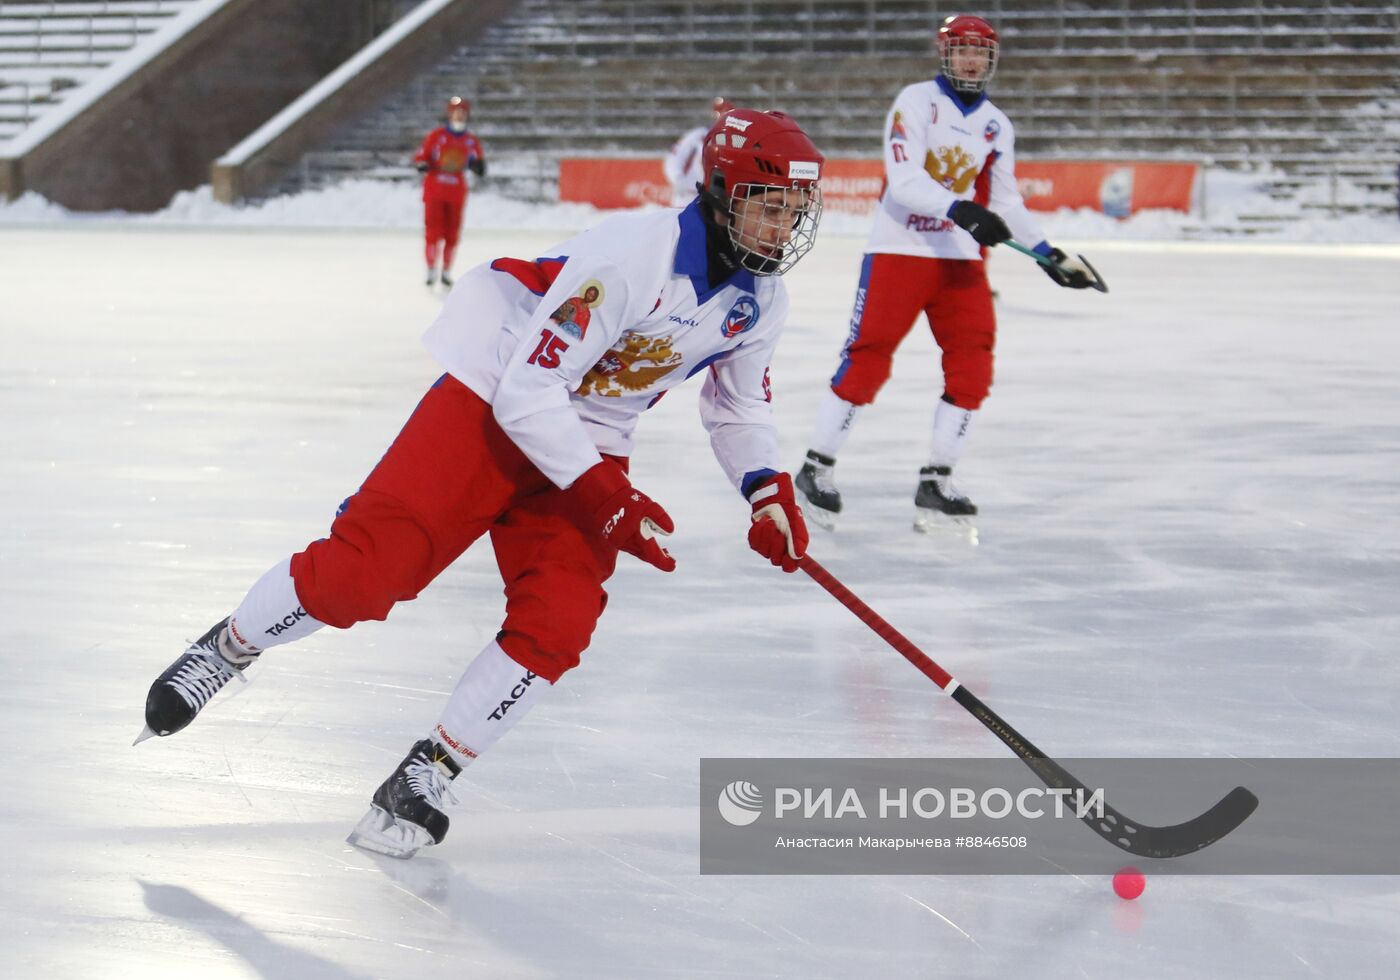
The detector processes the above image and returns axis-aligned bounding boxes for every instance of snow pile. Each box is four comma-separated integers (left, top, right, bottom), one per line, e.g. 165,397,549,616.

2,166,1396,242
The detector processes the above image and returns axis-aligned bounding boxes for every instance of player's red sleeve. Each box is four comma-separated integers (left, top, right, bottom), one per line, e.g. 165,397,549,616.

414,130,439,167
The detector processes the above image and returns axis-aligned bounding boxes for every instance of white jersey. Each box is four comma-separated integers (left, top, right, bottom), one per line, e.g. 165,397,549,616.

423,202,787,494
867,76,1047,260
662,125,709,205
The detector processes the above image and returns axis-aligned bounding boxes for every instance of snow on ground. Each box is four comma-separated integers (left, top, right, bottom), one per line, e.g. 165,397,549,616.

1,164,1398,243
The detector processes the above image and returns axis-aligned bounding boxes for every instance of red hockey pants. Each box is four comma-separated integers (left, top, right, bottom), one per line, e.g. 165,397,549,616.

288,374,617,682
830,252,997,410
423,183,467,267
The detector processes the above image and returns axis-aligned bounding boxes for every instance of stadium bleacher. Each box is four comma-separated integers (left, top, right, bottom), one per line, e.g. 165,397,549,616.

273,0,1396,218
2,0,1395,218
0,0,199,141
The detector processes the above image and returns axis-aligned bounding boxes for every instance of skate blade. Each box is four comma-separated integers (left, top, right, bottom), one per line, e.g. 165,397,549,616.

346,805,434,859
132,725,157,746
913,508,979,546
797,494,840,531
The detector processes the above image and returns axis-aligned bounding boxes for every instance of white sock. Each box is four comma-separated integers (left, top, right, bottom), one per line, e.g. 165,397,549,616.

929,400,977,469
227,557,325,655
808,388,865,459
431,641,551,768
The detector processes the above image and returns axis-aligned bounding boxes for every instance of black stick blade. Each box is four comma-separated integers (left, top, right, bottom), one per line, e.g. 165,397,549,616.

1078,254,1109,293
1087,785,1259,860
960,688,1259,860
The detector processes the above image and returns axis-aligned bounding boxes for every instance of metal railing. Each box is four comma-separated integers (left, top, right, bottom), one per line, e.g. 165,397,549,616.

0,0,191,140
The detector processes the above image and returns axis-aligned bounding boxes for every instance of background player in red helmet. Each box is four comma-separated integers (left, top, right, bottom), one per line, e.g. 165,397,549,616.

663,95,735,205
141,108,824,859
795,14,1099,536
415,95,486,287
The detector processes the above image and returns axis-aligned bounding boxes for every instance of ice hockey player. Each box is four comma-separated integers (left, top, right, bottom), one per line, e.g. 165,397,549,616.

795,14,1100,535
663,96,735,205
140,109,824,859
415,95,486,287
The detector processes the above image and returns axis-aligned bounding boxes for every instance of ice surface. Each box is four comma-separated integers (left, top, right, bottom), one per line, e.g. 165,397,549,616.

2,222,1398,978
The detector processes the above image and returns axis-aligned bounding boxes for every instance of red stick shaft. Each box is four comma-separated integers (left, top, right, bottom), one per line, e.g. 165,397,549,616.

799,555,955,691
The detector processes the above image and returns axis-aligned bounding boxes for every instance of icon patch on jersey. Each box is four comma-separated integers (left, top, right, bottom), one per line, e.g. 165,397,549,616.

721,295,760,338
984,119,1001,143
549,279,604,339
924,146,979,194
592,353,624,378
439,145,468,173
577,334,683,397
889,111,908,142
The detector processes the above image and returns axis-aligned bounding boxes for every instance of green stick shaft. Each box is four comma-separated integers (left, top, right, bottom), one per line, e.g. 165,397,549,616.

1004,239,1052,266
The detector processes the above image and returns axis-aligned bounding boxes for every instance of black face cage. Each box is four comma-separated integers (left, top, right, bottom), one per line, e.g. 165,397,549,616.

940,36,999,94
724,182,824,277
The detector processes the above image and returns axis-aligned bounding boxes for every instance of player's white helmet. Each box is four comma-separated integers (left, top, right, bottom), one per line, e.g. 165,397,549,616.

699,108,825,277
446,95,470,133
938,14,1000,94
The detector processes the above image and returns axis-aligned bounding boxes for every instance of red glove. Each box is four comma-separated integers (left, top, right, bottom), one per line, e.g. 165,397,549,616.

747,473,809,573
565,460,676,572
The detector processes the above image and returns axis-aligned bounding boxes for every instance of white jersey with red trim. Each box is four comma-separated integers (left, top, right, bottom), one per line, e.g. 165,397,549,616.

662,125,709,205
866,76,1046,260
423,201,788,493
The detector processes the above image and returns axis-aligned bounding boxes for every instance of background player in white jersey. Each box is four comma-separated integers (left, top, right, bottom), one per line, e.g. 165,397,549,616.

139,109,823,859
663,96,735,205
795,14,1099,534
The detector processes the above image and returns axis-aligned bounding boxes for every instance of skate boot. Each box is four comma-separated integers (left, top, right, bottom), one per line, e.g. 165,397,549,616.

347,739,463,859
439,269,454,287
913,465,979,542
795,450,842,530
138,618,257,743
425,267,437,287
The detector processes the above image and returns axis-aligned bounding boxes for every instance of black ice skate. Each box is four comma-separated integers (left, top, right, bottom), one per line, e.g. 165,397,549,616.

424,268,437,287
913,465,979,542
795,450,842,530
136,618,257,744
439,270,454,287
346,739,463,859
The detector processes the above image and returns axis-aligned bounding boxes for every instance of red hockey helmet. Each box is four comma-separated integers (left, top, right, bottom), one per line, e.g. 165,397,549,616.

446,95,471,116
699,108,825,276
937,14,1000,94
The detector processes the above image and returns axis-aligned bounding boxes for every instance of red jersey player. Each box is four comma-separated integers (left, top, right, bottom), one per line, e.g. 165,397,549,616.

415,95,486,287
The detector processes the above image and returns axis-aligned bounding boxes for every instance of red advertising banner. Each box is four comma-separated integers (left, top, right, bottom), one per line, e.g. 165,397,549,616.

559,158,670,209
817,159,886,215
557,158,886,213
558,158,1196,216
1014,161,1198,216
